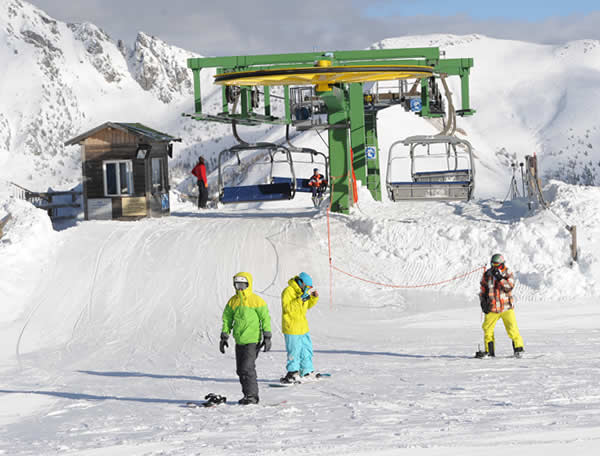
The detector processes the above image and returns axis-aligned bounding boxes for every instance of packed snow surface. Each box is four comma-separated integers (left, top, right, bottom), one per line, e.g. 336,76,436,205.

1,180,599,455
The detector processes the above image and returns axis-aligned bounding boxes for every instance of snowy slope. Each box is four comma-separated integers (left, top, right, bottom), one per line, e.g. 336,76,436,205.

1,177,600,454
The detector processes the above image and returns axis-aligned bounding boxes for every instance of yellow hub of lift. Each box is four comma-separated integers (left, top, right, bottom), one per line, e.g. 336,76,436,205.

214,63,434,92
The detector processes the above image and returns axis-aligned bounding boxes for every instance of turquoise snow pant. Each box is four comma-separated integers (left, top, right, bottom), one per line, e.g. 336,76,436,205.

284,333,314,376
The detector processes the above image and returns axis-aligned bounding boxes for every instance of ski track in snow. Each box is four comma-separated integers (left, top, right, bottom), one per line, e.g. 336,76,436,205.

1,192,600,455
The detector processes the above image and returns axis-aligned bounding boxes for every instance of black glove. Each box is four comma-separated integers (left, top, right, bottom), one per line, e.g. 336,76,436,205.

219,333,229,354
479,295,490,314
492,268,505,281
262,332,272,352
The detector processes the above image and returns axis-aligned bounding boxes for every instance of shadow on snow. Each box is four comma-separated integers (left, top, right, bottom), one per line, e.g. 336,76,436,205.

315,349,471,359
171,209,318,219
0,388,199,405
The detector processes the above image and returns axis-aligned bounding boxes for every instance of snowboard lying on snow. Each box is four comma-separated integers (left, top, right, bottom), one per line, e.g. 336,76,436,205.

185,393,286,408
185,393,227,408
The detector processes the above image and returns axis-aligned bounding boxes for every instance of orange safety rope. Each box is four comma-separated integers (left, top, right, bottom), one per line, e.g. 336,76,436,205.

326,175,486,307
332,264,485,289
326,173,345,310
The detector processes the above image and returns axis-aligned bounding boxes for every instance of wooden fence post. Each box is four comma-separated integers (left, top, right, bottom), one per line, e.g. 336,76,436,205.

568,225,578,264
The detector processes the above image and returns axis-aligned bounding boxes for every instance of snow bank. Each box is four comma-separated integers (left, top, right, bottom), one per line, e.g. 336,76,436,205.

0,197,57,323
322,180,599,302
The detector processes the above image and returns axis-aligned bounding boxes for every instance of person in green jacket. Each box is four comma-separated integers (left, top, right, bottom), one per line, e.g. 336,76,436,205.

220,272,272,405
280,272,319,384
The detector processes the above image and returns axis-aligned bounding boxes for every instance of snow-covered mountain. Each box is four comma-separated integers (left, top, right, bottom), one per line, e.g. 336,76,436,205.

1,1,600,194
0,0,243,191
371,34,600,187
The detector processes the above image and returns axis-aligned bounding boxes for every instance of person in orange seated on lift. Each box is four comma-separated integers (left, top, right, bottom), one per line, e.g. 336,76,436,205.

308,168,327,206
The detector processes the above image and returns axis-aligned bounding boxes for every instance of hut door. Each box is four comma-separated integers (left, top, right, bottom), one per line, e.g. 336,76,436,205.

151,157,165,194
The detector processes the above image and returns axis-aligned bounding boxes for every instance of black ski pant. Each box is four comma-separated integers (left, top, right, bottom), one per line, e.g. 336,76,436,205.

311,186,324,198
197,182,208,208
235,343,259,399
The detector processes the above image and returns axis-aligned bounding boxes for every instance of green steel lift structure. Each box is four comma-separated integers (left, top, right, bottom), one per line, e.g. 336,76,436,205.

186,48,475,214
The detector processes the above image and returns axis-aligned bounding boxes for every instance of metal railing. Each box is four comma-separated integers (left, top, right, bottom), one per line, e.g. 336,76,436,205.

7,181,82,221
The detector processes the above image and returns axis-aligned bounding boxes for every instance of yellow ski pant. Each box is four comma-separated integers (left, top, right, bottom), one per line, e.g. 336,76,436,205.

482,309,524,349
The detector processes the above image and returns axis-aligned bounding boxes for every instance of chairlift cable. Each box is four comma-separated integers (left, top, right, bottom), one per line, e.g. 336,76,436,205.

437,75,456,137
231,120,249,146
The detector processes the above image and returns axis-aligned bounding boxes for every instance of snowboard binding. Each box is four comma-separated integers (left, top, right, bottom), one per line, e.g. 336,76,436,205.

203,393,227,407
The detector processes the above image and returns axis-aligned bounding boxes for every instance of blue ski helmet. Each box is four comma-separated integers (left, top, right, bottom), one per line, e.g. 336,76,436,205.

297,272,313,288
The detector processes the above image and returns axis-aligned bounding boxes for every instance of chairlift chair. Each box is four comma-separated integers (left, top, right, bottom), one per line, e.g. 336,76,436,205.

218,143,297,204
271,146,329,194
386,135,475,201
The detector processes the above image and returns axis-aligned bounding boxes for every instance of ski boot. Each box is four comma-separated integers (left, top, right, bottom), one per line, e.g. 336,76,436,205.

238,395,259,405
474,342,495,358
280,371,300,384
513,342,525,358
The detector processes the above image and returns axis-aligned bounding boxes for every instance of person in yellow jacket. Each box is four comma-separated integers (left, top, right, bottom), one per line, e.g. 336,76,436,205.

220,272,272,404
280,272,319,384
476,253,525,358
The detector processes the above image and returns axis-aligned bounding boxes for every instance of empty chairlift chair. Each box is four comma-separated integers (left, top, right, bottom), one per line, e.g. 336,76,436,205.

218,143,297,204
386,135,475,201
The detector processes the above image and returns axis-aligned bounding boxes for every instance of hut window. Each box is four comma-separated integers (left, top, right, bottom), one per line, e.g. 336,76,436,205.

151,157,164,192
103,160,134,196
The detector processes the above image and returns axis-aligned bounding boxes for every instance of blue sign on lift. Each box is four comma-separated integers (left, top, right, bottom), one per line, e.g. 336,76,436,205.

366,146,376,160
410,99,422,112
161,193,170,211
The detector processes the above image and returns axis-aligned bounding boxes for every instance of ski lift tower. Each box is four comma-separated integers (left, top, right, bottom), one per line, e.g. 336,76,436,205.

185,48,475,214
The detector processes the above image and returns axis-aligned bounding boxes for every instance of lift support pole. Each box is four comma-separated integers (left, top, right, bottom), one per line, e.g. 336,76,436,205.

319,86,351,214
349,83,367,188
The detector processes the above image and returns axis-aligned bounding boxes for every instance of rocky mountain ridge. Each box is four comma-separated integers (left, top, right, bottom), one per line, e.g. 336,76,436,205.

0,0,240,190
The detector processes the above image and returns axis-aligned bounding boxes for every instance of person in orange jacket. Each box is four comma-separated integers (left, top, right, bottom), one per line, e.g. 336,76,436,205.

308,168,327,207
476,253,525,358
191,156,208,209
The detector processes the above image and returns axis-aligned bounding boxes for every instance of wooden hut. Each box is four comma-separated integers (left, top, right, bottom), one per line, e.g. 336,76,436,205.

65,122,181,220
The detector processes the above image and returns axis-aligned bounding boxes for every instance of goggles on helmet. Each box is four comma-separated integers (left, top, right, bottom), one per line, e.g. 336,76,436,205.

490,254,505,267
297,279,313,291
233,276,249,291
491,262,505,269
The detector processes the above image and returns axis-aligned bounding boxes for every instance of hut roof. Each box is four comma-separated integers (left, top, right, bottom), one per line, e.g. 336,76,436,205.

64,122,181,146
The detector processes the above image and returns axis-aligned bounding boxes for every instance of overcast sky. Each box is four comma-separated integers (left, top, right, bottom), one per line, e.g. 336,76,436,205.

28,0,600,56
